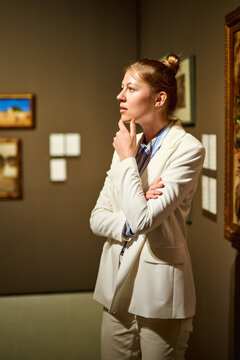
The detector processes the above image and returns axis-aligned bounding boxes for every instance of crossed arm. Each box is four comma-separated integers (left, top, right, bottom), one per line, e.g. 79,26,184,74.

89,165,163,242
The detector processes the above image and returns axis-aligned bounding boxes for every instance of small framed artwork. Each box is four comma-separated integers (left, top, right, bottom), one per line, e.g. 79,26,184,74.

174,55,196,126
0,94,34,128
224,6,240,246
0,138,22,199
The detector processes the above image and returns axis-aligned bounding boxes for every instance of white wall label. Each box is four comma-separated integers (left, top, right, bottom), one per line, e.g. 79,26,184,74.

65,133,81,156
50,158,67,182
49,134,65,157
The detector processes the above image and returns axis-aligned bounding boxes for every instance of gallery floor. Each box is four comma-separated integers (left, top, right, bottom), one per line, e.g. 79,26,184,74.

0,292,102,360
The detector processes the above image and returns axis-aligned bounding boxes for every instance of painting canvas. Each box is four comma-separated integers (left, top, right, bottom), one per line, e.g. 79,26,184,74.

232,30,240,225
224,6,240,245
0,94,34,128
0,139,21,199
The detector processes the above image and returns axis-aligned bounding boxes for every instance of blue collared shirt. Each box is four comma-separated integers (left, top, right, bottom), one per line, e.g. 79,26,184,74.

123,122,172,238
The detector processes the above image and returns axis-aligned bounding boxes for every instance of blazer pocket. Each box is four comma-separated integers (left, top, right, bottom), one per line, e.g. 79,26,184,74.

143,246,186,265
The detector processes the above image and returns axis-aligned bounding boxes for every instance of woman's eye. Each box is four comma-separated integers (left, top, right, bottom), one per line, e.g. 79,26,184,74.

128,87,135,92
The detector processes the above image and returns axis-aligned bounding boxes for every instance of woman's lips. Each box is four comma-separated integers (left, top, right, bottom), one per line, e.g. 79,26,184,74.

120,107,127,113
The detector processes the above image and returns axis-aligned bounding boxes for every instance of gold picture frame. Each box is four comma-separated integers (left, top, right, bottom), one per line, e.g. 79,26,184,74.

0,94,34,128
0,138,22,199
224,6,240,246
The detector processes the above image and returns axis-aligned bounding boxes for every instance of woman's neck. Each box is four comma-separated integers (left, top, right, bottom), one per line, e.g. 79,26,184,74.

142,117,171,144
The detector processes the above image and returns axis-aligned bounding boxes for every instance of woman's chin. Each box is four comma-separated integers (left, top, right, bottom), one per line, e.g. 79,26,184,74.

120,114,139,124
120,115,131,123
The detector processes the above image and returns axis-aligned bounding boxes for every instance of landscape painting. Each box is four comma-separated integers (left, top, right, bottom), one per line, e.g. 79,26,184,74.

0,94,34,128
0,139,21,199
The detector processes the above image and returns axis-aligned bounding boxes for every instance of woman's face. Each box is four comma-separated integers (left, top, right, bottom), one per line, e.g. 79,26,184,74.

116,70,156,124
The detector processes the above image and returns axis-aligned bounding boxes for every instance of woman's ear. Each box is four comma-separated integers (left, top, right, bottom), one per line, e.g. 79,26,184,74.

154,91,167,109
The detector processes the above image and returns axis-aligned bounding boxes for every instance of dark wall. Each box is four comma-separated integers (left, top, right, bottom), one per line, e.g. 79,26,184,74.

0,0,137,294
140,0,238,358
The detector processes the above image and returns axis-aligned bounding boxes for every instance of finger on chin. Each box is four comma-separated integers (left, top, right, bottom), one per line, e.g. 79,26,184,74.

130,119,136,136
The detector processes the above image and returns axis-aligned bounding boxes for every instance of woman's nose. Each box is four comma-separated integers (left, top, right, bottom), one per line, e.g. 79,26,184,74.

116,89,125,102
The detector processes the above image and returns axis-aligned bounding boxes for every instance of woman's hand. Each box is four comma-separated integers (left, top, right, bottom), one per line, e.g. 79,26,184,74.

145,178,164,200
113,119,136,161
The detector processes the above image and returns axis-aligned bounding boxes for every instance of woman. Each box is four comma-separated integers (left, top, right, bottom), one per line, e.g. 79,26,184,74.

90,55,205,359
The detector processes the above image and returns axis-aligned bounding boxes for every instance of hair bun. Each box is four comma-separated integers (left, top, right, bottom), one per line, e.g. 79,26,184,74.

162,54,180,75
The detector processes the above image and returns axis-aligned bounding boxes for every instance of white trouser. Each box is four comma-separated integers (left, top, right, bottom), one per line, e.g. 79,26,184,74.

101,308,193,360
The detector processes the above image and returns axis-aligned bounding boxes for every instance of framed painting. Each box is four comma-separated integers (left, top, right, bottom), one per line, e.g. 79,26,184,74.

174,55,196,126
224,6,240,247
0,94,34,128
159,54,196,126
0,138,22,199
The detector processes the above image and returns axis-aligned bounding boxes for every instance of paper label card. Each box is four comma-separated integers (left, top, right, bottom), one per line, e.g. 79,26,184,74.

209,177,217,215
202,134,209,169
50,159,67,182
202,175,209,211
209,134,217,171
49,134,65,157
201,134,217,170
65,133,81,156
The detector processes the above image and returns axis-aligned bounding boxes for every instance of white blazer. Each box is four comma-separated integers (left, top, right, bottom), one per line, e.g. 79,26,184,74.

90,120,205,319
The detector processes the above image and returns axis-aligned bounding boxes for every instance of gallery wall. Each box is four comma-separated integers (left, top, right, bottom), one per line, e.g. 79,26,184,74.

0,0,137,294
140,0,238,358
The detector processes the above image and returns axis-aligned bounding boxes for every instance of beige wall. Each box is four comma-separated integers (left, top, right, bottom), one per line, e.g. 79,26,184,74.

140,0,238,358
0,0,137,294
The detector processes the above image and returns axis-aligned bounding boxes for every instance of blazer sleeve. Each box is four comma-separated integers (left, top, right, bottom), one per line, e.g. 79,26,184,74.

89,151,129,242
107,136,205,235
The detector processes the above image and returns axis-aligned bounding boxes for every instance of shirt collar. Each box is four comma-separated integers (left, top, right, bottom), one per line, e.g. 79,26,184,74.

140,123,170,154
